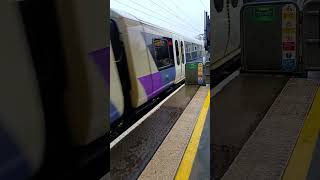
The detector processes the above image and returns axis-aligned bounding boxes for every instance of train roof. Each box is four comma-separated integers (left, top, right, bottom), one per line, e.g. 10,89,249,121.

110,8,203,45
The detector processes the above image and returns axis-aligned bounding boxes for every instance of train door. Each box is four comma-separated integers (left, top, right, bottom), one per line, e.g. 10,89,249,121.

226,0,242,54
180,38,186,78
303,1,320,70
212,0,229,64
110,43,124,125
173,35,183,83
1,1,45,177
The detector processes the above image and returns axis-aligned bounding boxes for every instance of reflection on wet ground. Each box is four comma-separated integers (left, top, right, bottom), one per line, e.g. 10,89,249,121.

211,74,288,179
307,135,320,180
110,85,199,180
190,111,210,180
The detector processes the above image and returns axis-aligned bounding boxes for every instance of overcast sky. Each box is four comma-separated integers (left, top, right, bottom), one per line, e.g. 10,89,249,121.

110,0,210,38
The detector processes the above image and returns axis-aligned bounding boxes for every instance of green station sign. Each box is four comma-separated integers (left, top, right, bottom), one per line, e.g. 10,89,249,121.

254,6,275,22
187,63,197,70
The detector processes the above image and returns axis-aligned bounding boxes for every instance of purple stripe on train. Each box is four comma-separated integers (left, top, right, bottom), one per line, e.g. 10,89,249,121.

138,67,176,100
89,47,109,85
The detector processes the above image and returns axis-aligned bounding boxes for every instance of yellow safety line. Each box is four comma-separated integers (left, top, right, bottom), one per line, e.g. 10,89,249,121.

283,87,320,180
175,91,210,180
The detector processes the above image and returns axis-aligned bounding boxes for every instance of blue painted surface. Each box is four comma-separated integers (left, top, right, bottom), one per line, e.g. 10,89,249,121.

110,101,121,125
307,133,320,180
148,82,174,100
150,67,176,99
89,47,109,86
139,67,176,100
159,67,176,85
0,121,31,180
190,111,210,180
282,58,296,72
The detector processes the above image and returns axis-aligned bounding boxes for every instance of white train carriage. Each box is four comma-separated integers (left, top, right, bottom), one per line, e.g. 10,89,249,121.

212,0,243,69
1,0,108,179
110,9,205,125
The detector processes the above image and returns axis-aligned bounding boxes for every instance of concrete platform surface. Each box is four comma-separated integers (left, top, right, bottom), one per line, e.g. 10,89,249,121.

211,73,288,179
222,78,319,180
189,111,210,180
283,86,320,180
138,85,209,180
110,85,199,180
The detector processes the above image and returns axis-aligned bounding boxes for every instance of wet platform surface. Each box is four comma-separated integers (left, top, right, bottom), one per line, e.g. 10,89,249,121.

139,86,209,179
190,111,210,180
307,135,320,180
222,78,319,179
282,83,320,180
211,73,289,179
110,85,199,180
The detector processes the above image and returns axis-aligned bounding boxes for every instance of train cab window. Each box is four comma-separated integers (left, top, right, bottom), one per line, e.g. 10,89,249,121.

231,0,238,7
175,40,180,65
180,41,185,64
153,38,174,70
214,0,224,12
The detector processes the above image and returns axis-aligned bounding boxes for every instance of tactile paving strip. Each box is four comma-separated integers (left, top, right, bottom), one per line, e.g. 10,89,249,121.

222,78,319,180
138,86,209,179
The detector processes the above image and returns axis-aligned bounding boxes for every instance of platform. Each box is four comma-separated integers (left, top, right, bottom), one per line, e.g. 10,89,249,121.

110,84,210,180
212,72,320,179
211,73,289,179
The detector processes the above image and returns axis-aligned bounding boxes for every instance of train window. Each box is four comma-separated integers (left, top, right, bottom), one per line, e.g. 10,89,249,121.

231,0,238,7
175,40,180,65
195,44,197,59
186,53,191,62
153,38,174,70
185,41,192,62
214,0,224,12
180,41,185,64
188,42,195,62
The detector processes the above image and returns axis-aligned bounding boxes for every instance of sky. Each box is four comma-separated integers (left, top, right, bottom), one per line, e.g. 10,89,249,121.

110,0,210,38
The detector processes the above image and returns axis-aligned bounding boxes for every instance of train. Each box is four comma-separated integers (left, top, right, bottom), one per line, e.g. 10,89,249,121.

211,0,243,69
1,1,107,179
210,0,314,71
110,9,207,125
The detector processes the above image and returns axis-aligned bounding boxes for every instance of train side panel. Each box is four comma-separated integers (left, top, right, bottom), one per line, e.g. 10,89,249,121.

180,38,186,79
55,0,108,145
173,35,182,83
111,12,152,108
226,0,243,54
112,10,179,109
139,24,177,99
1,1,45,177
212,0,229,63
110,44,124,124
110,9,205,123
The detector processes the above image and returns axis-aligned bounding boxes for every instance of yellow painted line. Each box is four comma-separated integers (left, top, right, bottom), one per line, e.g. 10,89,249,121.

283,87,320,180
175,91,210,180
